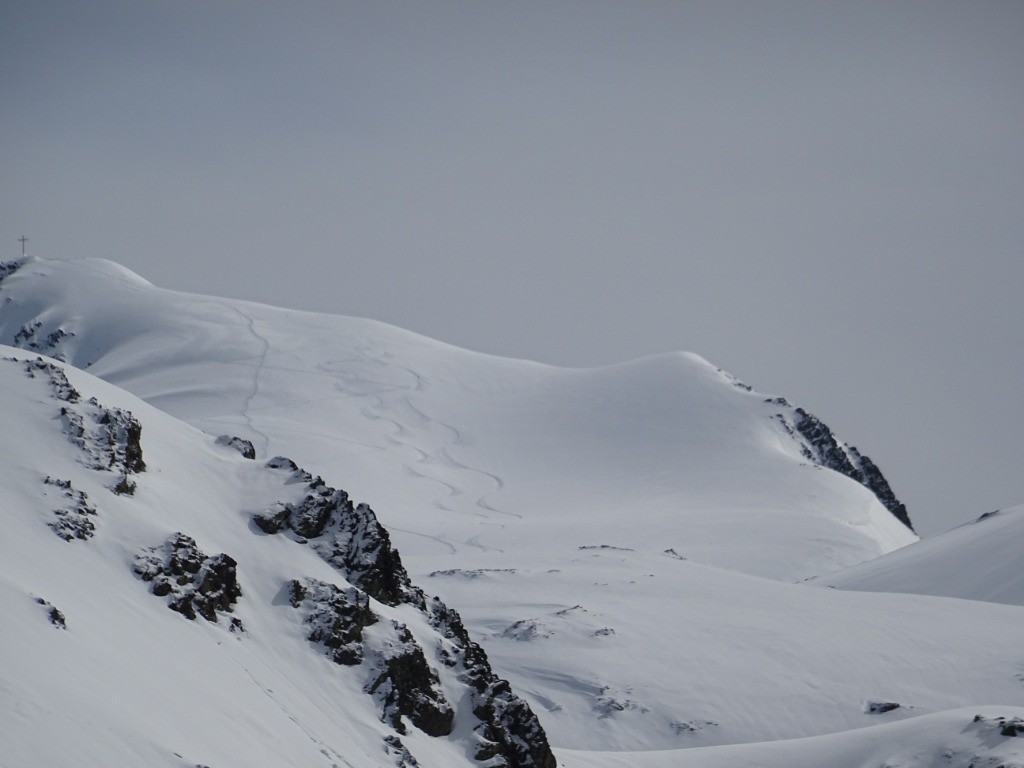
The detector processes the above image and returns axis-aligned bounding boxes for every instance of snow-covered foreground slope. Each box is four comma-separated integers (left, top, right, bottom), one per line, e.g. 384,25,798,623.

0,349,554,768
558,708,1024,768
3,256,1023,762
817,503,1024,606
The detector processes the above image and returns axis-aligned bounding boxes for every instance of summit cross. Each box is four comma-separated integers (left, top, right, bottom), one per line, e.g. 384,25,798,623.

18,235,28,255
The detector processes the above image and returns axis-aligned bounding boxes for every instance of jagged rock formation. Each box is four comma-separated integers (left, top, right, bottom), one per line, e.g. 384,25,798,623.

133,533,243,628
259,457,557,768
428,600,558,768
43,476,97,541
22,356,81,403
382,735,420,768
288,578,377,666
365,620,455,737
22,355,146,494
774,405,913,531
255,457,407,605
215,434,256,459
14,320,75,362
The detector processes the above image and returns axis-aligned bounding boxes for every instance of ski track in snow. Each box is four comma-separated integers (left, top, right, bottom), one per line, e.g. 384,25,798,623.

232,658,353,768
231,307,272,459
317,343,521,527
388,525,458,555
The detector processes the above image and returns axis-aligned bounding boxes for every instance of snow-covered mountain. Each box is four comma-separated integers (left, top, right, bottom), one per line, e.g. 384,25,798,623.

817,503,1024,606
2,255,1023,767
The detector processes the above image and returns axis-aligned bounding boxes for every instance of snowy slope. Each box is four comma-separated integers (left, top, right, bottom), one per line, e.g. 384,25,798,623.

3,256,1023,762
0,349,554,768
557,708,1024,768
817,503,1024,606
0,256,915,585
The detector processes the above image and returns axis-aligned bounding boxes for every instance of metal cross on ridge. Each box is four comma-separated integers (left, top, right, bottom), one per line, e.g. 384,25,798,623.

18,235,28,255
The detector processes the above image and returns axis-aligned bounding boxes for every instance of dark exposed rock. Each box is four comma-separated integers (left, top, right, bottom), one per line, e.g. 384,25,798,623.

287,577,454,736
134,533,242,627
366,621,455,737
789,407,913,532
671,719,718,734
257,458,412,605
112,474,136,496
215,434,256,460
972,714,1024,737
49,606,66,629
44,476,97,541
36,597,67,629
429,568,518,579
0,258,25,282
25,357,148,486
429,599,557,768
288,578,377,666
22,357,80,402
260,455,556,767
864,700,901,714
1001,718,1024,737
14,322,75,361
382,735,420,768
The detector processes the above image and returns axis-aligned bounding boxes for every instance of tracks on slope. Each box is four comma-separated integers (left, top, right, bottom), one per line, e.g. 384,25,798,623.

231,307,272,458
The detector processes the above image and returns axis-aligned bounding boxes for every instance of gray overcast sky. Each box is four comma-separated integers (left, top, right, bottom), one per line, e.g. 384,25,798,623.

2,1,1022,536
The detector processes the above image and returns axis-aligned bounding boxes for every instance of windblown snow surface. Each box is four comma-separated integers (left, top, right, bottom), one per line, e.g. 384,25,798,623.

817,503,1024,606
2,256,1023,767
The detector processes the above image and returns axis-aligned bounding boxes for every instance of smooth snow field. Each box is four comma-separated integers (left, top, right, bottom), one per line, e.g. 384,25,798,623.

2,256,1022,767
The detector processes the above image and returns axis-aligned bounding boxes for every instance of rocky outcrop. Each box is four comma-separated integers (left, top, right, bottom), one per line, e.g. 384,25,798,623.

22,356,147,493
35,597,67,629
365,620,455,737
287,579,454,737
288,578,377,666
14,321,75,362
429,600,558,768
779,406,913,532
382,735,420,768
973,714,1024,737
256,457,410,605
259,456,557,768
22,356,80,403
134,533,243,628
215,434,256,459
43,476,97,541
0,258,25,283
